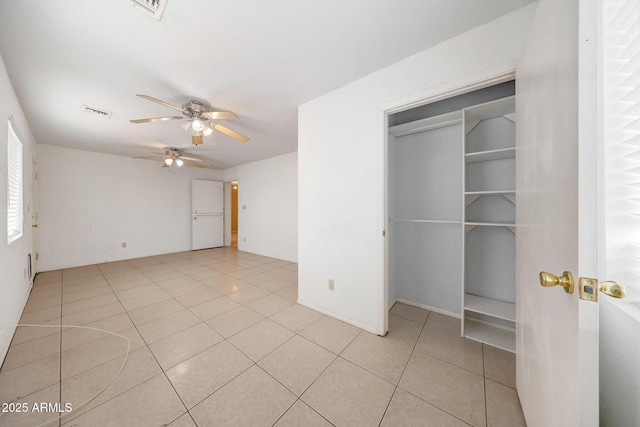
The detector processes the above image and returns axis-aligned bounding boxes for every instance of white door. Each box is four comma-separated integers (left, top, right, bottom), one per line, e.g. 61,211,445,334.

192,179,223,214
516,0,600,425
192,180,224,250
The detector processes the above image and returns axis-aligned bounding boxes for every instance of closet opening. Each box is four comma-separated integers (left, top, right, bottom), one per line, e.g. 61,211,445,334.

385,79,517,352
224,180,239,247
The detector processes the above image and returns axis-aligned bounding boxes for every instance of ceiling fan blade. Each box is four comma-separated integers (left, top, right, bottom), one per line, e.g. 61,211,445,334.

192,134,203,145
181,156,203,162
132,155,162,159
136,94,185,113
210,122,249,142
130,116,183,124
204,111,238,120
183,159,204,168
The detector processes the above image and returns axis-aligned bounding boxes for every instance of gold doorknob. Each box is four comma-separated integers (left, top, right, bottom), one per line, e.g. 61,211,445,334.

32,224,39,228
599,281,626,299
539,271,575,294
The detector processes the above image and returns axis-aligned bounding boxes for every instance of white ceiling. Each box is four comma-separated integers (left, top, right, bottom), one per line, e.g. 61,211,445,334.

0,0,534,169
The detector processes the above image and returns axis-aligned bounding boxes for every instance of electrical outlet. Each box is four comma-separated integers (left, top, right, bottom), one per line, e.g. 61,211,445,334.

328,279,335,291
122,242,127,248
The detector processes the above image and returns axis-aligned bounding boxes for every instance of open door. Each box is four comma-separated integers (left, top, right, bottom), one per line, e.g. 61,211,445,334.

515,0,600,425
192,180,224,250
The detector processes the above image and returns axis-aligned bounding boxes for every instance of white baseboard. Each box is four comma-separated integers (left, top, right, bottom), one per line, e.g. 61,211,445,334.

394,298,461,319
296,299,378,335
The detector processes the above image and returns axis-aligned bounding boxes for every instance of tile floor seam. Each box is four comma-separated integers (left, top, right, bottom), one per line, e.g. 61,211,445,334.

375,309,432,426
86,264,194,418
57,270,64,427
482,343,488,427
392,384,477,426
411,344,487,377
252,338,336,398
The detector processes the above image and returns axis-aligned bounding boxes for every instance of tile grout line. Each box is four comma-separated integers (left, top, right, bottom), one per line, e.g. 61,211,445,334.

58,270,63,427
98,258,196,424
93,253,279,424
483,343,488,427
385,309,478,427
375,309,430,427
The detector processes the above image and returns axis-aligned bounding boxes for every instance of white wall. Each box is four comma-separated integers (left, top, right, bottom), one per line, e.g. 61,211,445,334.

298,5,537,333
0,53,38,363
223,151,298,263
37,144,223,271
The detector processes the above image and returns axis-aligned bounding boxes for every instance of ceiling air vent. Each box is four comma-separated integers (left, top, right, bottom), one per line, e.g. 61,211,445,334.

83,105,112,119
127,0,168,21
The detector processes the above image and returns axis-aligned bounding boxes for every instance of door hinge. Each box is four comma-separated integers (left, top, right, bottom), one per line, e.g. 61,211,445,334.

382,230,386,237
36,252,39,260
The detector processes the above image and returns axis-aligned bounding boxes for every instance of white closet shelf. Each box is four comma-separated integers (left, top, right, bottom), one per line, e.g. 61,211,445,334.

464,318,515,353
464,221,516,227
465,222,516,234
464,96,516,126
465,190,515,195
389,110,462,137
464,294,515,321
465,191,515,207
390,219,462,224
465,147,516,163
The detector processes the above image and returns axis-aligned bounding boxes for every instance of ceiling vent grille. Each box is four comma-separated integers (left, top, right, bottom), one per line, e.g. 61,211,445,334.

128,0,168,21
83,105,112,119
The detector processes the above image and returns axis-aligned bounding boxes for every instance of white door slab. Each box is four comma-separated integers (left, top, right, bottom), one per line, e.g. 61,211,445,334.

192,180,224,250
516,0,599,425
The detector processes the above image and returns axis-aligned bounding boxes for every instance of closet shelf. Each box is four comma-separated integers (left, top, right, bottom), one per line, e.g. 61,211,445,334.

465,191,515,206
464,318,515,353
389,110,462,137
390,219,462,224
465,147,516,163
464,294,515,321
464,221,516,227
464,96,516,126
464,190,515,196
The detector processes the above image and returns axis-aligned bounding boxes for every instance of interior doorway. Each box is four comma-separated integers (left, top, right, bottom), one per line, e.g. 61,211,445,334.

231,181,238,247
224,180,239,247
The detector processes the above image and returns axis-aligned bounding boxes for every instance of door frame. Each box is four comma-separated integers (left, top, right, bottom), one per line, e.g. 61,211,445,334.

379,65,518,335
224,181,232,246
223,178,239,247
31,157,38,280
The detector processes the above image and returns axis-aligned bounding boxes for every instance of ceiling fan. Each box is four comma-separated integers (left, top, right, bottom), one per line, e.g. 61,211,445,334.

134,147,205,173
130,94,249,145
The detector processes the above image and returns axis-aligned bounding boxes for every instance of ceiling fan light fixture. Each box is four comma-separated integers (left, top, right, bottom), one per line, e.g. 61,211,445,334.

175,158,184,167
191,118,204,132
164,158,173,166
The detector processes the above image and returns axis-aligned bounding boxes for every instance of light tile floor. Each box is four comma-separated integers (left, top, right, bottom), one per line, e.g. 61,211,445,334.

0,247,526,426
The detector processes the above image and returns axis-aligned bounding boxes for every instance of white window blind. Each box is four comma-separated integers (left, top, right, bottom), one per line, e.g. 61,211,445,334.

603,0,640,317
7,120,23,244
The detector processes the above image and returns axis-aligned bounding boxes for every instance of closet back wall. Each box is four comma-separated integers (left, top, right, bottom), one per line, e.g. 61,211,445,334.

37,144,223,271
389,122,463,315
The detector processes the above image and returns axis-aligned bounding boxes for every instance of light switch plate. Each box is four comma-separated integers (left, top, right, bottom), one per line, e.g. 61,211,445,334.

578,277,598,302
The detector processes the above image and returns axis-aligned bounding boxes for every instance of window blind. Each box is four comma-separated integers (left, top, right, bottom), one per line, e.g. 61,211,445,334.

7,120,23,244
603,0,640,317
